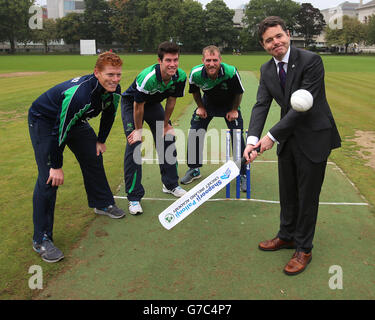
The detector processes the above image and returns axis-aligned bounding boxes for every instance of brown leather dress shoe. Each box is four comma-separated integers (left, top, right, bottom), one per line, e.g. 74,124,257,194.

258,237,295,251
284,251,312,276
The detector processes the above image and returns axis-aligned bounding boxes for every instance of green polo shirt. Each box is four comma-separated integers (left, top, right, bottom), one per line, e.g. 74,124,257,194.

189,62,244,110
123,64,187,105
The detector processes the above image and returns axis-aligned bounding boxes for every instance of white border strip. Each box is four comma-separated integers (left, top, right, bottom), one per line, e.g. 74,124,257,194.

114,196,368,206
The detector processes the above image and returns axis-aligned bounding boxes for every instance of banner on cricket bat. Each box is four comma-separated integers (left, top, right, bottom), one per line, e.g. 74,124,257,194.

159,160,240,230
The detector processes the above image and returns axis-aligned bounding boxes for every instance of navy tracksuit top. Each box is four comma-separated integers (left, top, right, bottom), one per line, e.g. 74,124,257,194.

29,74,121,169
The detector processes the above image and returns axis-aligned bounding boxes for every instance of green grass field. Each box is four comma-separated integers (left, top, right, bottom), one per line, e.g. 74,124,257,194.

0,54,374,300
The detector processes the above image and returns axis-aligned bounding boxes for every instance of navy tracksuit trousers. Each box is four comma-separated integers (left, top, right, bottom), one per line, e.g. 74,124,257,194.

28,111,114,244
187,108,247,175
121,98,179,201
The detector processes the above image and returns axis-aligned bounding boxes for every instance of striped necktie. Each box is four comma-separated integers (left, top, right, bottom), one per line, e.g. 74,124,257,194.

278,62,286,90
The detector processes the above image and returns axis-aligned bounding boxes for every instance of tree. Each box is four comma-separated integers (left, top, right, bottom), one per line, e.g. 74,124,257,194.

325,15,367,53
82,0,113,45
33,18,59,53
204,0,238,50
0,0,35,53
238,28,260,51
295,3,325,48
179,0,206,52
243,0,301,34
366,15,375,45
324,27,341,51
141,0,184,51
109,0,207,53
109,0,148,52
242,0,301,49
56,13,84,46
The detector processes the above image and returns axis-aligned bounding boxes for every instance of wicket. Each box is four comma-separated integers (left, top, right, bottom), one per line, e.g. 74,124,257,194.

225,129,251,200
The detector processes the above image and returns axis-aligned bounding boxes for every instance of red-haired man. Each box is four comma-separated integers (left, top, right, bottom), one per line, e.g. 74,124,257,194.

28,52,125,263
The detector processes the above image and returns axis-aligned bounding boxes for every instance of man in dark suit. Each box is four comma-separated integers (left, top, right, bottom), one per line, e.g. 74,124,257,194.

244,16,341,275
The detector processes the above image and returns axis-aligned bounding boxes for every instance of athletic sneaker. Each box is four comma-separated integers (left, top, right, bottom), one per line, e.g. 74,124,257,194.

94,204,126,219
162,184,187,197
180,168,201,185
128,201,143,215
33,236,64,263
240,175,247,192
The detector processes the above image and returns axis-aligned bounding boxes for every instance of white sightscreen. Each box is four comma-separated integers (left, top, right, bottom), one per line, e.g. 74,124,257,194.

80,40,96,55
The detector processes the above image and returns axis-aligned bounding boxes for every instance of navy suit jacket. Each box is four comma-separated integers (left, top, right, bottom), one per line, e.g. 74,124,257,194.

248,46,341,163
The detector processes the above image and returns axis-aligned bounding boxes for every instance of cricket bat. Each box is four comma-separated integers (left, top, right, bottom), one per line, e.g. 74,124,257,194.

158,158,246,230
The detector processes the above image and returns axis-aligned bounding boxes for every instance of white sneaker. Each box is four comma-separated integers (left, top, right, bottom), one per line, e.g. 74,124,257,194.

128,201,143,215
162,184,187,198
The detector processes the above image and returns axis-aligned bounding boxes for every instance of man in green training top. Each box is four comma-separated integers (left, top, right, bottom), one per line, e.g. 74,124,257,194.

181,45,247,189
121,41,187,215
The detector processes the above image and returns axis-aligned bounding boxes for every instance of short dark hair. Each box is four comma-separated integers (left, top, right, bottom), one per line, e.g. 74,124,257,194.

258,16,288,43
157,41,180,60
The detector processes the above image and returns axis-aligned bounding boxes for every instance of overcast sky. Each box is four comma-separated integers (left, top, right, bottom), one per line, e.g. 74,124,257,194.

35,0,367,11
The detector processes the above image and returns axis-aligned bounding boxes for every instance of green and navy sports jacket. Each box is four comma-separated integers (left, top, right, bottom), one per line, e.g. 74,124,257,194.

123,64,186,104
189,62,244,110
29,74,121,169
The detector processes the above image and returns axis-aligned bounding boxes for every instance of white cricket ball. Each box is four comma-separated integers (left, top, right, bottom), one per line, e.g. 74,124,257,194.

290,89,313,112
